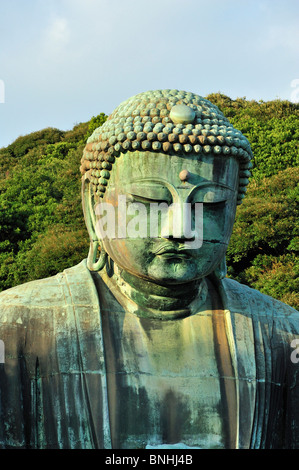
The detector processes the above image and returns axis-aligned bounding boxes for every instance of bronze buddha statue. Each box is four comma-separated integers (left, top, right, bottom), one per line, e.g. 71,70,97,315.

0,89,298,449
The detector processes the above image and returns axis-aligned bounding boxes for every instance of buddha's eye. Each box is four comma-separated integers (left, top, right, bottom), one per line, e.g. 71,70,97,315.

202,200,227,209
128,194,171,205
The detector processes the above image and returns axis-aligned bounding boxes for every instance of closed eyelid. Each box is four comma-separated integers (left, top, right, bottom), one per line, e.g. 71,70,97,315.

193,193,230,203
128,193,171,204
124,182,172,201
187,184,235,203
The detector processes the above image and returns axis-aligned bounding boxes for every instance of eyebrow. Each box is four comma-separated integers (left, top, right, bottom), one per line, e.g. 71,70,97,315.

124,178,235,192
188,182,235,191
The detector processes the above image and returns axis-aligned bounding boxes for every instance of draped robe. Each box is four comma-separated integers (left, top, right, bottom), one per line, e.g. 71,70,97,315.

0,259,299,449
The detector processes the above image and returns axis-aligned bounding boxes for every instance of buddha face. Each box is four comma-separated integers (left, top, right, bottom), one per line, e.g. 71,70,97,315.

93,151,239,286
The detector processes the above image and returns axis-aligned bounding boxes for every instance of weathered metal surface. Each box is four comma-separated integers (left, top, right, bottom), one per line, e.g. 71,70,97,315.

80,89,253,205
0,89,298,449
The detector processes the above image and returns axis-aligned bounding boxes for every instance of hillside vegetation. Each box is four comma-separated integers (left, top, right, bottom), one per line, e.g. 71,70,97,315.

0,97,298,309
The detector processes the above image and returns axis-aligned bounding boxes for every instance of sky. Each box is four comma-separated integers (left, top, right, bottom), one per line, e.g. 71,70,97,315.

0,0,298,148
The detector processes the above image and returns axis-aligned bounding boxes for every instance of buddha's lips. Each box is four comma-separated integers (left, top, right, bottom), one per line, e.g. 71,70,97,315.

153,242,193,257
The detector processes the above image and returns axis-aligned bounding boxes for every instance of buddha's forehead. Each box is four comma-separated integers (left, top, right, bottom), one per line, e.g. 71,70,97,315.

108,151,239,191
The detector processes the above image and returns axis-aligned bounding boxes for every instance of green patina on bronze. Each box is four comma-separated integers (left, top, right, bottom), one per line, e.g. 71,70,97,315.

83,149,239,317
0,89,298,449
80,89,253,204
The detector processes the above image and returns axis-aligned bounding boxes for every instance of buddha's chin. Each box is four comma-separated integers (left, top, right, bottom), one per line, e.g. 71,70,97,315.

145,257,207,285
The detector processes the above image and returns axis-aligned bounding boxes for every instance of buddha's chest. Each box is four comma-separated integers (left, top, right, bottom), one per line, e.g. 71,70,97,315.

101,310,228,449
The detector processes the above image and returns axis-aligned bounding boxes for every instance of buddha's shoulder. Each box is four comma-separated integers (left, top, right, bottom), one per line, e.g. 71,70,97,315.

0,274,62,306
221,277,299,323
0,259,92,315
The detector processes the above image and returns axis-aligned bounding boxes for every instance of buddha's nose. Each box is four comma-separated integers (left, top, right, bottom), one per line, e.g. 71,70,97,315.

160,203,194,240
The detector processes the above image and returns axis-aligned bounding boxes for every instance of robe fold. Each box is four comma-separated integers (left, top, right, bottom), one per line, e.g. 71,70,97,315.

0,259,298,449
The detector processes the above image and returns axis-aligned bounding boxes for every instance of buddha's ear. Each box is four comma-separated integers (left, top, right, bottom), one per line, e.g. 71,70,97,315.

209,255,227,283
82,173,107,272
82,172,98,241
214,256,227,280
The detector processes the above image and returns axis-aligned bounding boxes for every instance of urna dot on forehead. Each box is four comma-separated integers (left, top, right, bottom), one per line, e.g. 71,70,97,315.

81,89,253,204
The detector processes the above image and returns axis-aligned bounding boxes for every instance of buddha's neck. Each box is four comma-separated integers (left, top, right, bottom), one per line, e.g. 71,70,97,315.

99,263,208,320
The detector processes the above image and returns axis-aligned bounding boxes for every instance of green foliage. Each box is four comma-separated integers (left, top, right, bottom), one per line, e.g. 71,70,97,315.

227,167,298,263
1,127,64,159
242,254,299,309
207,93,299,179
13,226,88,285
64,122,90,144
0,101,297,309
84,113,108,141
227,167,299,309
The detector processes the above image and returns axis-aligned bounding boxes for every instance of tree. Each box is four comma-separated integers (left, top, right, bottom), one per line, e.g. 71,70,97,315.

227,167,299,309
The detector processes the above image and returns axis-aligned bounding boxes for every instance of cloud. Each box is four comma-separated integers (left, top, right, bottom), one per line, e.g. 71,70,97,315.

290,79,299,103
263,23,299,53
44,17,71,53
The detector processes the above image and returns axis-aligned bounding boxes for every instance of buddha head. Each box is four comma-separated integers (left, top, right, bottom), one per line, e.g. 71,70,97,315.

80,89,252,286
